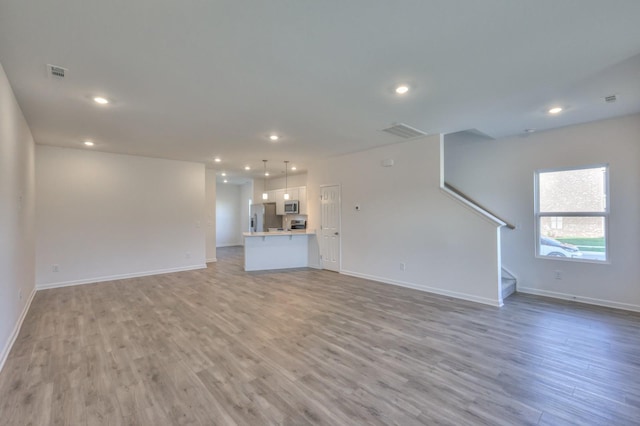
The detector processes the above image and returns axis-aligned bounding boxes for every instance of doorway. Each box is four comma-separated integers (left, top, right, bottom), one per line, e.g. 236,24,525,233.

320,185,341,272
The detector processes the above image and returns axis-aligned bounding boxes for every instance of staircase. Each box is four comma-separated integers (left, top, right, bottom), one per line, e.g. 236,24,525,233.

442,182,518,304
501,267,517,299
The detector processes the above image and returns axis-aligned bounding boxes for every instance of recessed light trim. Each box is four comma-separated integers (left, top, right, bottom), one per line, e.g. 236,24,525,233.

221,172,226,176
269,134,279,141
548,107,563,114
214,157,222,163
244,166,251,171
83,141,94,146
524,129,536,133
223,179,228,183
395,85,410,95
291,166,297,171
93,96,109,104
265,172,270,176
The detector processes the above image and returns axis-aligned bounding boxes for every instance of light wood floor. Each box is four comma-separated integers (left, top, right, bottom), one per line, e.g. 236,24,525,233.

1,247,639,425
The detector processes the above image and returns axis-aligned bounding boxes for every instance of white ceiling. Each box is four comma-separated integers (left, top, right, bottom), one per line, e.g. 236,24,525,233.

1,1,639,184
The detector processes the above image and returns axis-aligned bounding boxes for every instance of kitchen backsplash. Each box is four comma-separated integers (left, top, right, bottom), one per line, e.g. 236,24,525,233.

282,214,307,229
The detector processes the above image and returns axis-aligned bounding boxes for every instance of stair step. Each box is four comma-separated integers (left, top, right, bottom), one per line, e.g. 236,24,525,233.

501,277,516,299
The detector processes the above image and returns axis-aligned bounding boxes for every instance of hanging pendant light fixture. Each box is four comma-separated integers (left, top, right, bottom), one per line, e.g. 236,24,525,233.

284,160,290,200
262,160,268,200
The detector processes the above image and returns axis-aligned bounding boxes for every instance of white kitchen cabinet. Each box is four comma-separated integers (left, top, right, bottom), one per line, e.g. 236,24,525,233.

266,186,308,215
286,187,299,202
298,186,307,214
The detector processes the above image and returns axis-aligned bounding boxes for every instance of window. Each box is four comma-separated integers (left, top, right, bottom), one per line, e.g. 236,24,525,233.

535,165,608,262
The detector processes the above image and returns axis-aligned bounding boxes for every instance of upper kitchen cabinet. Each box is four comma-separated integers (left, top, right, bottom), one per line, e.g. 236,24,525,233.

286,187,299,202
265,185,307,215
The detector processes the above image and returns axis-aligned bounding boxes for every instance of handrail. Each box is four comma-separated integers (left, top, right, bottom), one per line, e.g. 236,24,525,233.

444,182,516,230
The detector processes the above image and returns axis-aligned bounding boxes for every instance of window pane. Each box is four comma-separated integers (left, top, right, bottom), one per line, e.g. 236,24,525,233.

539,167,606,212
539,216,606,261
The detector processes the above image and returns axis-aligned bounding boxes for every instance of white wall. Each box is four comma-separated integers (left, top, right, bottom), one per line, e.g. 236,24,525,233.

240,181,252,235
444,114,640,311
266,173,307,190
205,169,217,262
251,174,307,205
215,183,243,247
252,178,266,204
36,146,206,288
307,135,503,306
0,62,36,369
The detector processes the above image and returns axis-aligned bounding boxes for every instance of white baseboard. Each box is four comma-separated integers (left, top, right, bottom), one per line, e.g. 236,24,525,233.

0,287,36,373
308,262,322,269
517,286,640,312
206,258,217,263
36,264,207,290
341,270,502,307
216,243,242,248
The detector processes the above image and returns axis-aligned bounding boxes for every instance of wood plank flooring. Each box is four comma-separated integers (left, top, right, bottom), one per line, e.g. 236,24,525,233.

1,246,639,425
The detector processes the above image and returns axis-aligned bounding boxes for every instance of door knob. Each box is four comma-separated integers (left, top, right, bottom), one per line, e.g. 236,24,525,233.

334,232,339,235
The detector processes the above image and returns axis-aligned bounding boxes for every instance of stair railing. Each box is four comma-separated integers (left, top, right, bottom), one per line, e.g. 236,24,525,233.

443,182,516,230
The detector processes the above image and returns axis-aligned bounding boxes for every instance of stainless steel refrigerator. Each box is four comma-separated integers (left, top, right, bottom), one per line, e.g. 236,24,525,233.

250,203,280,232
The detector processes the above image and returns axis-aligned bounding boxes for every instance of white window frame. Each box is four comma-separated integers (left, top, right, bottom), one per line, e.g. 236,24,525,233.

534,164,609,264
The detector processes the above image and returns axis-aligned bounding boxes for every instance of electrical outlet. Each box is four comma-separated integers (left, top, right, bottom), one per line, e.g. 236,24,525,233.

400,262,406,271
52,264,59,272
554,271,562,280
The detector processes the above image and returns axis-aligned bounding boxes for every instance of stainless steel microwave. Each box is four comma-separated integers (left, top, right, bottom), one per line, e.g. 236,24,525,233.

284,200,299,214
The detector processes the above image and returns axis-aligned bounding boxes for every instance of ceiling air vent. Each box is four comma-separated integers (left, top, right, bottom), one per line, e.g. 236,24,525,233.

47,64,67,78
381,123,427,139
604,94,617,103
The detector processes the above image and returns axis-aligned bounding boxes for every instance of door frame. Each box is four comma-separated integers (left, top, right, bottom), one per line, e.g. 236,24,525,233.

319,184,342,272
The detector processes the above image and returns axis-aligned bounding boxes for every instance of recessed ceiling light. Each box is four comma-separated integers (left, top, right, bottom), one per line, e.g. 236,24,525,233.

244,166,251,171
395,85,410,95
83,141,94,146
221,172,226,176
524,129,536,133
214,157,221,163
269,134,279,141
223,179,228,183
548,107,563,114
265,172,270,176
93,97,109,104
291,166,297,171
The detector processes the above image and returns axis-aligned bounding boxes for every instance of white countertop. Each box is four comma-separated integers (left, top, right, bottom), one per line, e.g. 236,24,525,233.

243,230,315,237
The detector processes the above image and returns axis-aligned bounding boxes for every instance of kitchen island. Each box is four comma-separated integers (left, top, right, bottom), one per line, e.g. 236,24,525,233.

242,231,316,271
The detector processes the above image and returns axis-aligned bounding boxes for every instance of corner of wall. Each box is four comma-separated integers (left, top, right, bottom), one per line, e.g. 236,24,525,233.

0,61,37,373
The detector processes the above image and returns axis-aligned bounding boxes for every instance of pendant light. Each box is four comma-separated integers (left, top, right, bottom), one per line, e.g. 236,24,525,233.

262,160,268,200
284,160,290,200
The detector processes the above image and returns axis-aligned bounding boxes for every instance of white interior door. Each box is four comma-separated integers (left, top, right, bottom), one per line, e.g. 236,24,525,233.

320,185,341,272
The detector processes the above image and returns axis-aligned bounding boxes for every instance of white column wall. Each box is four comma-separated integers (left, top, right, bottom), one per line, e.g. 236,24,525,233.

215,183,243,247
205,169,217,262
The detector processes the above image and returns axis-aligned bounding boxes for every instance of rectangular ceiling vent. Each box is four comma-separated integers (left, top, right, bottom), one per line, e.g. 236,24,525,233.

604,94,617,103
47,64,67,78
381,123,427,139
